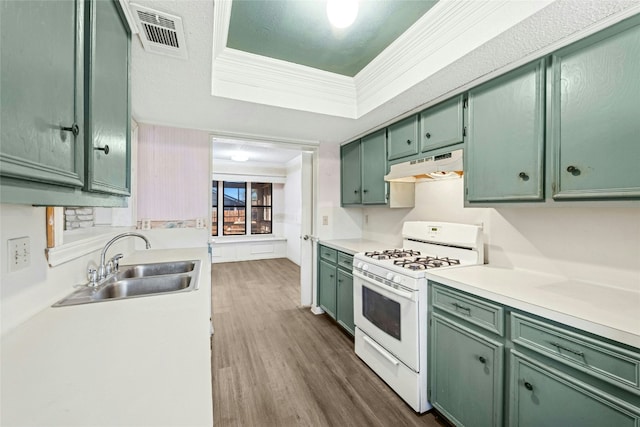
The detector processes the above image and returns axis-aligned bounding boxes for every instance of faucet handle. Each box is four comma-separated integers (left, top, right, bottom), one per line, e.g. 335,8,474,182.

105,260,114,275
111,253,124,272
87,268,98,287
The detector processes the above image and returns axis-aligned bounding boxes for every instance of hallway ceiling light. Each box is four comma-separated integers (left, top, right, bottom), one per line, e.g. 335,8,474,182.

326,0,358,29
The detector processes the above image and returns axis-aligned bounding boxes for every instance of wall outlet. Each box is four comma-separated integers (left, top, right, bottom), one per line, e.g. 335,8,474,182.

141,219,151,230
8,236,30,272
365,214,369,225
322,215,328,226
195,218,204,229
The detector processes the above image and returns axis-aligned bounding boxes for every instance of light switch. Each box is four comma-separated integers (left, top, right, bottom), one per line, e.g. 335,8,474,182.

322,215,328,226
8,236,30,272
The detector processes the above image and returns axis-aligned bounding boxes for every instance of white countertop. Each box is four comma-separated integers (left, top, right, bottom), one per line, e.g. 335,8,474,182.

427,265,640,349
1,248,213,427
319,238,395,255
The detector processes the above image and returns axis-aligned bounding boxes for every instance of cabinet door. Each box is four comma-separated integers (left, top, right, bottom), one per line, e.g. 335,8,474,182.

466,59,545,203
387,115,419,160
85,0,131,195
550,17,640,199
341,140,361,205
430,313,504,427
361,129,387,204
318,260,337,319
420,95,464,152
336,269,354,335
0,0,84,188
510,351,640,427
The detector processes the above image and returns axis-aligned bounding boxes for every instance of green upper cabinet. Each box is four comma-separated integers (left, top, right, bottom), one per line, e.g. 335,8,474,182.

549,16,640,200
0,0,84,188
420,95,464,153
466,59,546,203
0,0,131,206
360,129,387,204
85,0,131,195
340,140,361,205
387,115,419,161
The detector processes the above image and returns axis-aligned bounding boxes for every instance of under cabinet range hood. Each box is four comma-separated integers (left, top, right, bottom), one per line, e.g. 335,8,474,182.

385,149,463,182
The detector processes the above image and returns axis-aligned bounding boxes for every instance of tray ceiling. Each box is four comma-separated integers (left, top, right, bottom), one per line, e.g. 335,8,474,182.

226,0,438,77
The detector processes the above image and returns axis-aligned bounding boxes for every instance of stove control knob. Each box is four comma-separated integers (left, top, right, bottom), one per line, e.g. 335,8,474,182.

362,264,369,271
356,262,363,269
386,272,395,281
393,276,402,284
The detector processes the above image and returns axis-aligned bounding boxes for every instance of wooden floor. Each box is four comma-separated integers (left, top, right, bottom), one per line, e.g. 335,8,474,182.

211,258,446,427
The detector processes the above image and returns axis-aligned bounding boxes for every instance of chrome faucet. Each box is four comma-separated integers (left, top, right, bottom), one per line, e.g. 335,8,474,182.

97,232,151,280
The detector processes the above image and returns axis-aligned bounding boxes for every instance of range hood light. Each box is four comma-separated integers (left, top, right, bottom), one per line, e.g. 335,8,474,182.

384,149,463,182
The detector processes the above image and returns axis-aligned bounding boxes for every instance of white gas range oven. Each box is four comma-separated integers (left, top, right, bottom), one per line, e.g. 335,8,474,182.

353,221,484,413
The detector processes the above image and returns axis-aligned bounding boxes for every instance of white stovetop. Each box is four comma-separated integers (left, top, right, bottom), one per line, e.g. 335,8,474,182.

1,248,213,427
428,265,640,349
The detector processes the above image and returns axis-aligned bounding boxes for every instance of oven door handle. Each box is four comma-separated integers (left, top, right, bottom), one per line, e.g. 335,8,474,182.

353,271,414,301
363,335,400,366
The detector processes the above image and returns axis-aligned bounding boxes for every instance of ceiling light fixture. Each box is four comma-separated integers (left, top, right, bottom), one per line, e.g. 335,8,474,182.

231,153,249,162
326,0,358,29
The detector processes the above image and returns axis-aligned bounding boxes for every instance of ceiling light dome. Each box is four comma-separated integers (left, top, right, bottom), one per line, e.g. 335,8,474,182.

326,0,358,29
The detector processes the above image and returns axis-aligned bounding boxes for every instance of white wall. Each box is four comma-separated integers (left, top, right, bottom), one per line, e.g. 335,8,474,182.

284,156,303,265
0,205,137,335
361,178,640,291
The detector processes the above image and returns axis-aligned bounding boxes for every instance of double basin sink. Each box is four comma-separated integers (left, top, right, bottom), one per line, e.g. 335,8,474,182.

53,260,201,307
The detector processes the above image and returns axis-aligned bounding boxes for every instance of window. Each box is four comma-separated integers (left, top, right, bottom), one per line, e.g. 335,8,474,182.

212,181,273,236
211,180,218,236
251,183,272,234
223,182,246,235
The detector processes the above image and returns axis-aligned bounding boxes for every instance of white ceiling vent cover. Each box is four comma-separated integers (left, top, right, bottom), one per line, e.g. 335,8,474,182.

130,3,188,59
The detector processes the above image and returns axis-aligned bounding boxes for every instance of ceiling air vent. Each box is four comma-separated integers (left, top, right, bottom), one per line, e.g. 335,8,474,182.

130,3,188,59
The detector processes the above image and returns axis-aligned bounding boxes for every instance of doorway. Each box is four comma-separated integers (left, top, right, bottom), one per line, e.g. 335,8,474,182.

210,135,318,307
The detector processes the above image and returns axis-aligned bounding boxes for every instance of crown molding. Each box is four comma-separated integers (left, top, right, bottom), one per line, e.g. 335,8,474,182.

210,0,553,119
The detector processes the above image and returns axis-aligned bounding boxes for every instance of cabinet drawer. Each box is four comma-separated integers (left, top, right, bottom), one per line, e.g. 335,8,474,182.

319,246,337,263
337,252,354,270
431,283,504,336
511,313,640,394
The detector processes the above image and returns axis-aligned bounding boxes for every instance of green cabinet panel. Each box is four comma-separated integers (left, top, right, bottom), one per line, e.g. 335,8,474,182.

85,0,131,195
317,244,354,335
360,129,387,204
341,140,361,205
420,95,464,153
430,313,504,427
550,16,640,199
387,115,419,160
466,59,545,203
509,351,640,427
0,0,84,188
318,259,337,319
336,269,354,335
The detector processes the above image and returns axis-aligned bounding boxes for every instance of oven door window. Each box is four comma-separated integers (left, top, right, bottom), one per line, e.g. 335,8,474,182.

362,286,401,340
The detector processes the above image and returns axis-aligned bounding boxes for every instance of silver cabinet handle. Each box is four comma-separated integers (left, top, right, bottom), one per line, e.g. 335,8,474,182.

452,302,471,315
549,341,584,357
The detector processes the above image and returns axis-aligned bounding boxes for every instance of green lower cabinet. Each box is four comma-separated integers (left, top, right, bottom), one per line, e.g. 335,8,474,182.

509,351,640,427
336,269,354,335
430,313,504,427
318,259,337,319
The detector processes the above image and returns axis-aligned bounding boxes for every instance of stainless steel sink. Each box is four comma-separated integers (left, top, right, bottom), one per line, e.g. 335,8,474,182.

115,260,196,279
53,260,201,307
92,275,192,300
